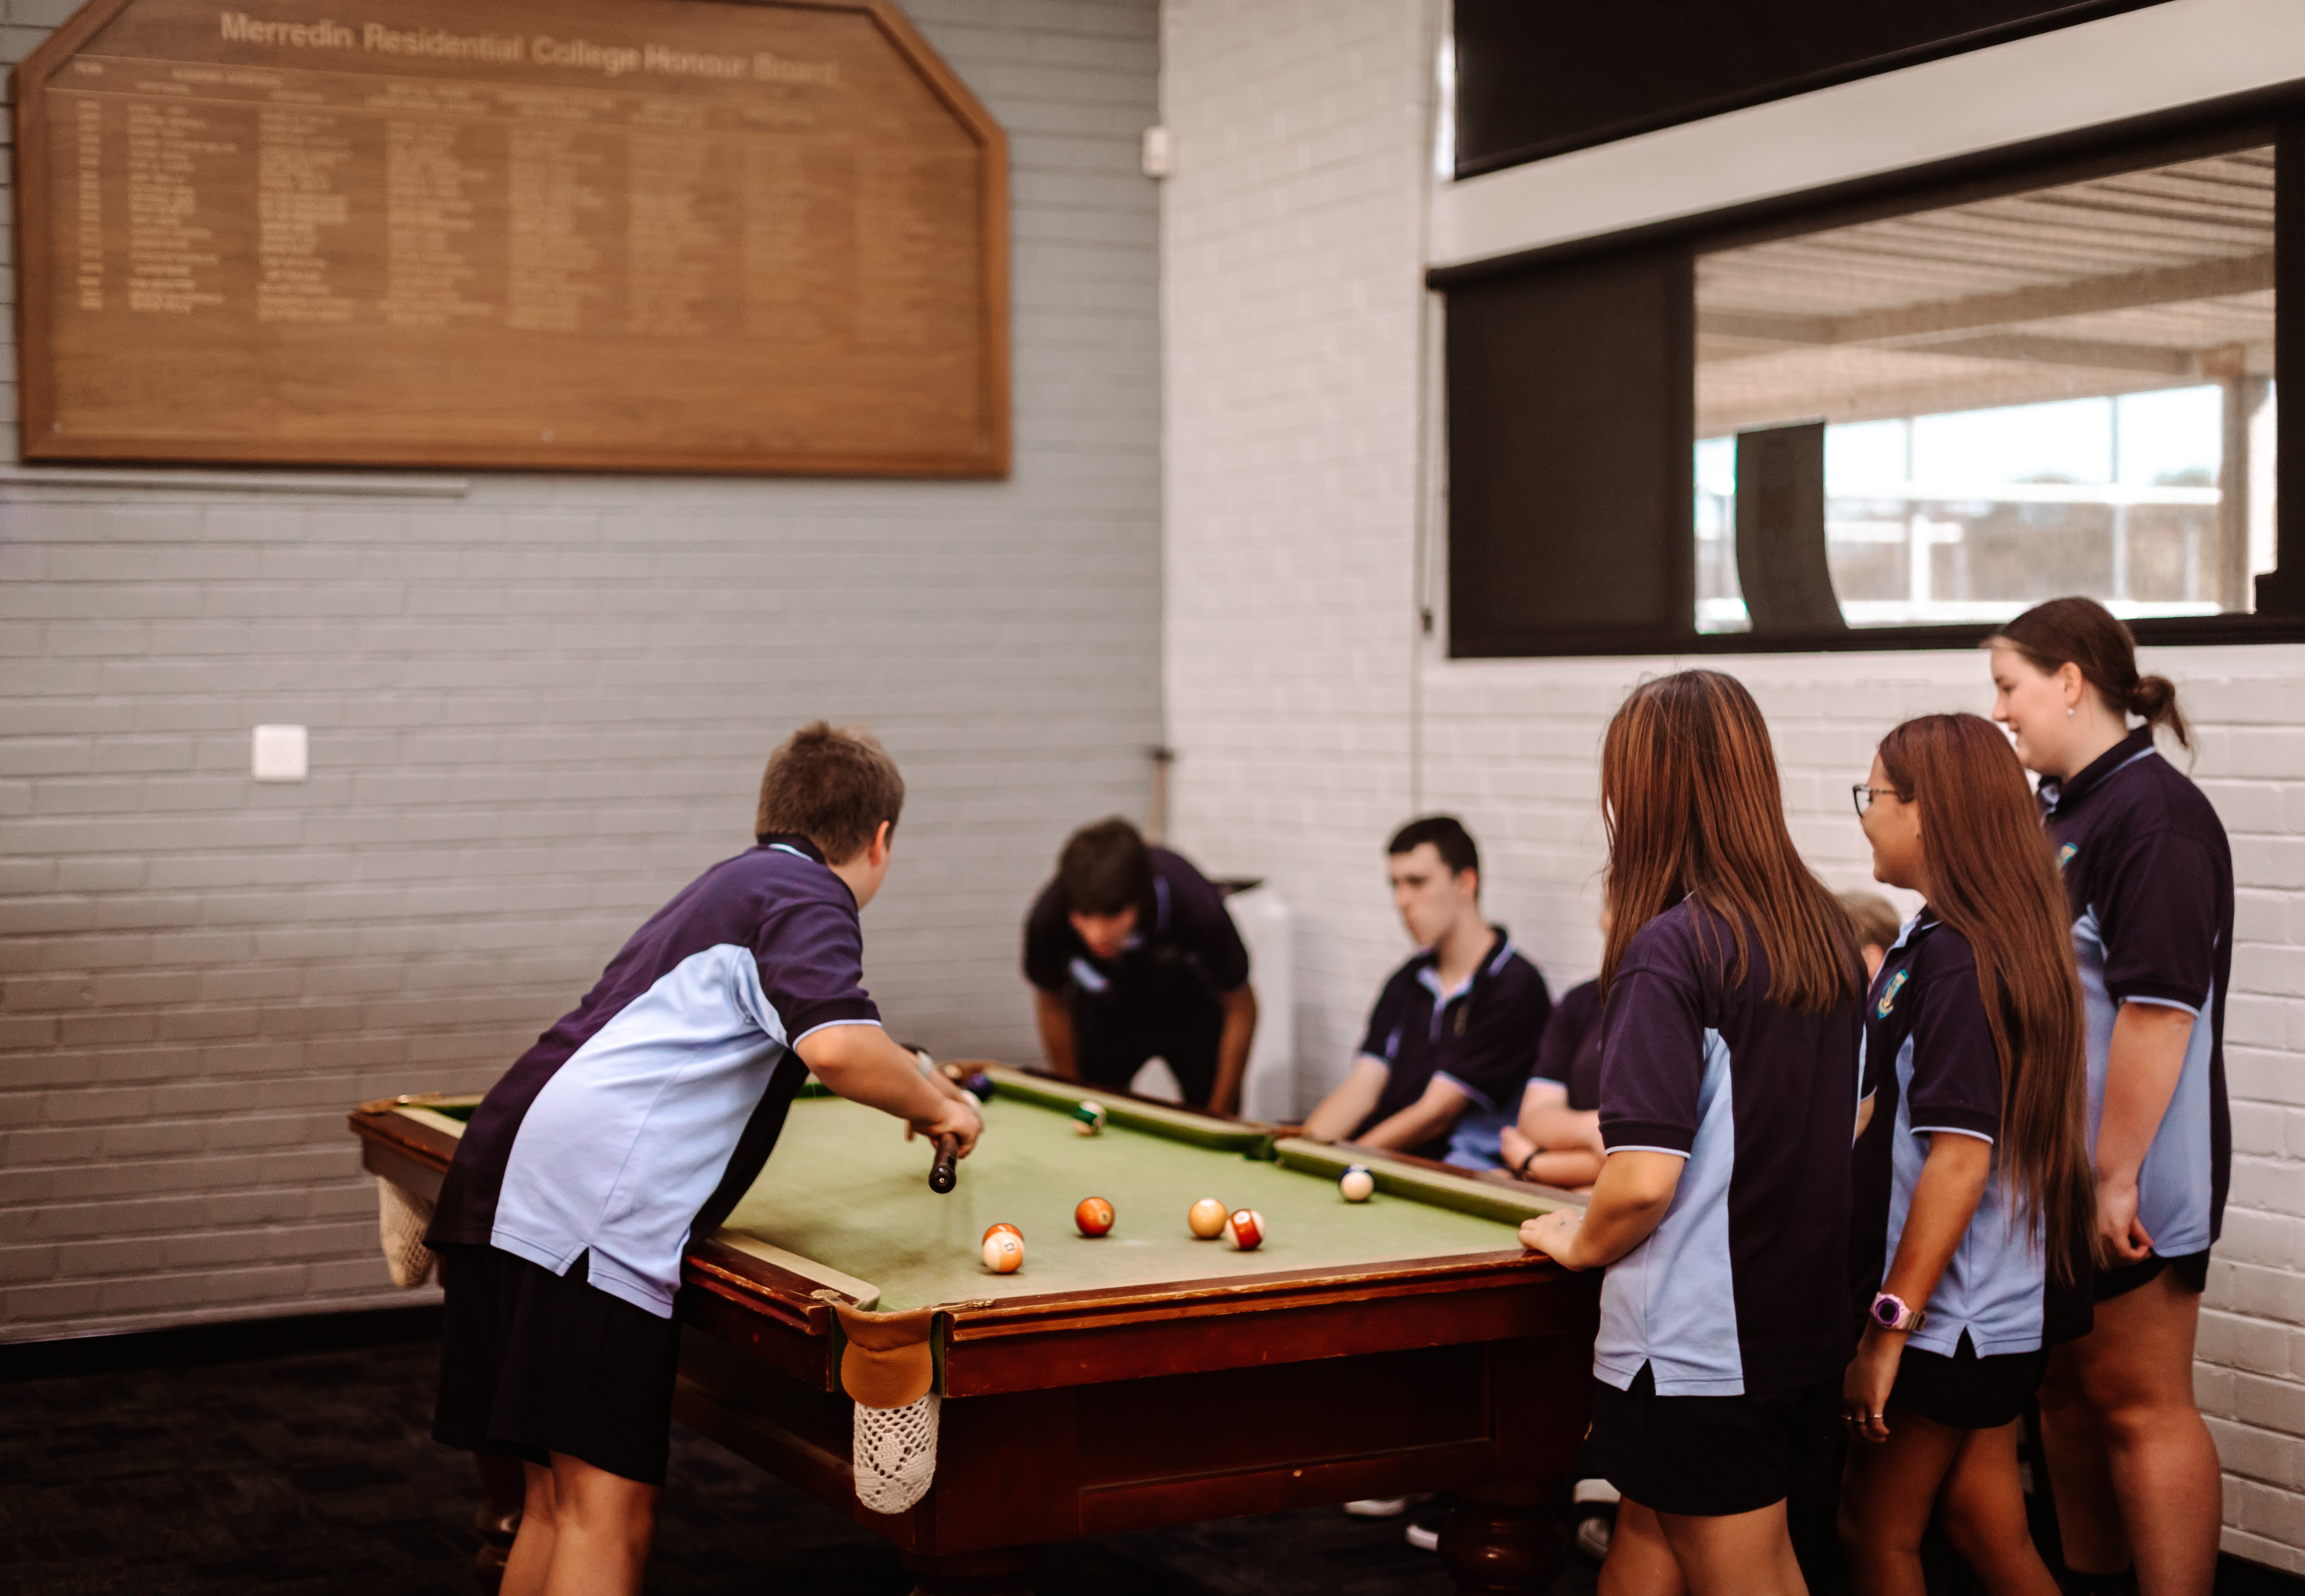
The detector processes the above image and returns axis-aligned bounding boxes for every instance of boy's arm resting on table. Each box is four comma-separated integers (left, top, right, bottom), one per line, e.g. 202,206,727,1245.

1299,1057,1390,1143
795,1023,983,1154
1518,1149,1682,1267
1353,1074,1468,1153
1032,988,1079,1082
1844,1131,1990,1441
2094,1000,2198,1261
1207,983,1258,1116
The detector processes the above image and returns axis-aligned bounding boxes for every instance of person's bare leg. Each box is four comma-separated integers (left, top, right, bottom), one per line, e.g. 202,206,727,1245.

2074,1273,2220,1596
1936,1421,2060,1596
1839,1409,1964,1596
2036,1341,2132,1578
499,1461,559,1596
1657,1499,1807,1596
539,1452,660,1596
1600,1499,1688,1596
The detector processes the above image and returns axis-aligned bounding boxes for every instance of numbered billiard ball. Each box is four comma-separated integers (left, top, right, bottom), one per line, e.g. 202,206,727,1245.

982,1230,1025,1274
1187,1197,1228,1238
1075,1197,1115,1237
1339,1166,1375,1203
983,1222,1022,1246
1072,1100,1107,1136
1227,1209,1265,1251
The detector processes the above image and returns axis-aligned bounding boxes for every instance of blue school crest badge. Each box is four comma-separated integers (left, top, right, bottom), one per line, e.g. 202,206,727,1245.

2057,841,2077,870
1875,969,1909,1018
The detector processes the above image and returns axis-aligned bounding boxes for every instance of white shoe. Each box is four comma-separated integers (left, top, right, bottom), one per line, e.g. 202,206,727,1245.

1343,1497,1408,1518
1404,1522,1441,1553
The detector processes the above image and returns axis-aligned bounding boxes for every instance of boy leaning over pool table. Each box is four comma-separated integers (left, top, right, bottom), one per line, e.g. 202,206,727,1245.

422,722,983,1596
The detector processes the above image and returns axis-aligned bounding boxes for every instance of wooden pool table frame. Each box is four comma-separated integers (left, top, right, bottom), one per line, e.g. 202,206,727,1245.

348,1074,1600,1595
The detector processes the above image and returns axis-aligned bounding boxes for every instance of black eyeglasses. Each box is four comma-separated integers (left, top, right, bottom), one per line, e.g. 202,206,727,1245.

1852,783,1905,817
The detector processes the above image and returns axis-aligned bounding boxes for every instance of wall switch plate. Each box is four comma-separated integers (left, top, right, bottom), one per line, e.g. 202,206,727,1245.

252,725,309,783
1141,125,1173,179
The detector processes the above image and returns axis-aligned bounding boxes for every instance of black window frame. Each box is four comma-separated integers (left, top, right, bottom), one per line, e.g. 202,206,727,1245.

1433,85,2305,658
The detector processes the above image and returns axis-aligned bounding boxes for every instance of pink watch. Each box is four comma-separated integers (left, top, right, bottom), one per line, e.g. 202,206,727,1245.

1870,1291,1927,1333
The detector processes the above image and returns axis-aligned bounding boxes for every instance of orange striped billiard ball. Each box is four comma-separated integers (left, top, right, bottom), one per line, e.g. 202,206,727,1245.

1075,1197,1115,1237
1227,1209,1265,1251
981,1230,1025,1274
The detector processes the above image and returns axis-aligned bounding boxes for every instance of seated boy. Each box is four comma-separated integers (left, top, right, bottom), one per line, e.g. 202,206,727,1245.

1500,908,1608,1190
422,723,983,1596
1300,816,1548,1165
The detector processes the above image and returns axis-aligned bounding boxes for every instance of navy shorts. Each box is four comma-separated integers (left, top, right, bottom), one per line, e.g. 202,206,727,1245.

2095,1248,2209,1303
1890,1332,2049,1431
1583,1363,1842,1518
433,1244,683,1487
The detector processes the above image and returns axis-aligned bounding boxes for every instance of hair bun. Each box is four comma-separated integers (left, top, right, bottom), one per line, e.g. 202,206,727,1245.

2131,674,2176,718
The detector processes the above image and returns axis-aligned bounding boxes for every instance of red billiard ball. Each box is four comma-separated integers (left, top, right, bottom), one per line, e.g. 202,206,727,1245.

1227,1209,1265,1251
1075,1197,1115,1237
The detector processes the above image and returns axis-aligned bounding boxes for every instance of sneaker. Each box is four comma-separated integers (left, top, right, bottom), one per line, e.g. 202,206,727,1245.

1403,1497,1452,1553
1405,1520,1441,1553
1343,1497,1408,1518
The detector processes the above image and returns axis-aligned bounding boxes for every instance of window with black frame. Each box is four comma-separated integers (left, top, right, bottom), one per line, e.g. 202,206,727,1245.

1440,122,2301,657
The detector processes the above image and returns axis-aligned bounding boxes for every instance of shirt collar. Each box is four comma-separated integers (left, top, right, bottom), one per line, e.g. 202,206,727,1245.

1413,925,1511,1003
2038,725,2156,816
755,832,826,862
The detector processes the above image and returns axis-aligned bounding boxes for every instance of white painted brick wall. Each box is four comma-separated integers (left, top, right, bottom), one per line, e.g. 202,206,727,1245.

0,0,1164,1340
1163,0,2305,1570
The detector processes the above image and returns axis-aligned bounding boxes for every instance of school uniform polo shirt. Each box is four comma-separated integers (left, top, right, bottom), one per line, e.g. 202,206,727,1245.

1022,846,1251,1006
1851,913,2089,1358
2039,726,2234,1258
1353,928,1550,1161
1532,977,1604,1111
427,835,881,1317
1593,902,1862,1398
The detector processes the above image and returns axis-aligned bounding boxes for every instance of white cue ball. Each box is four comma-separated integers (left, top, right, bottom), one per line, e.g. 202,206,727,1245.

1339,1167,1375,1203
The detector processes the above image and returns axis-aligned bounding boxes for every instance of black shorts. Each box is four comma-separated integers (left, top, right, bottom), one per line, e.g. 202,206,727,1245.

1069,988,1223,1105
1890,1332,2049,1431
2095,1248,2209,1303
1583,1363,1841,1518
434,1245,683,1487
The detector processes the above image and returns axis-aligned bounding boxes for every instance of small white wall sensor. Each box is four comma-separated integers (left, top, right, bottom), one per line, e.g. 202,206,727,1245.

252,725,309,783
1141,125,1173,180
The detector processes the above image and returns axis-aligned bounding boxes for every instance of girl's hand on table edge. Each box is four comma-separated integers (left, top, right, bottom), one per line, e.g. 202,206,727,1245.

1519,1209,1583,1268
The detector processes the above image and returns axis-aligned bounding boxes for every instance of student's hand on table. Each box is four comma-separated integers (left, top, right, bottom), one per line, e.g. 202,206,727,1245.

1519,1209,1583,1268
2095,1171,2153,1264
1843,1329,1902,1444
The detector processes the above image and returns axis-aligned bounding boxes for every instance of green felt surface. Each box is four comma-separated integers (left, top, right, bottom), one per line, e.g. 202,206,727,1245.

714,1091,1535,1312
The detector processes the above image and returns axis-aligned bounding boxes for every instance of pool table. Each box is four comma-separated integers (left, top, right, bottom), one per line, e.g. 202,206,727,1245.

348,1063,1600,1594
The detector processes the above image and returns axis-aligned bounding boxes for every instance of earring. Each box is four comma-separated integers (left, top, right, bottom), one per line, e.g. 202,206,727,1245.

2066,706,2075,717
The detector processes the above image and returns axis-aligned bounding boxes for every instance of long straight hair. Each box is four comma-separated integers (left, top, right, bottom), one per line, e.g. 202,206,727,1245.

1877,714,2095,1284
1600,671,1860,1013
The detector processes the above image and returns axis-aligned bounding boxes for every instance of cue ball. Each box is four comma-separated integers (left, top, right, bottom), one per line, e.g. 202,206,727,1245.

1187,1197,1228,1238
1227,1209,1265,1251
1075,1197,1115,1237
1339,1167,1375,1203
982,1231,1025,1273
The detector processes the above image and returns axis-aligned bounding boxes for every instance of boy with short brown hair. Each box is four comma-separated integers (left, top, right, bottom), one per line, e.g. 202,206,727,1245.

426,722,981,1596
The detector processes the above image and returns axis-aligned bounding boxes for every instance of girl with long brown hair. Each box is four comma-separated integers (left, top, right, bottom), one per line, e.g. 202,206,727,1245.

1988,597,2231,1596
1838,713,2094,1596
1522,669,1863,1596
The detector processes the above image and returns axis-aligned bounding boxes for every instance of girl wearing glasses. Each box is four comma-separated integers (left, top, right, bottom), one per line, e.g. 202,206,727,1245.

1990,598,2230,1596
1520,670,1862,1596
1840,714,2094,1596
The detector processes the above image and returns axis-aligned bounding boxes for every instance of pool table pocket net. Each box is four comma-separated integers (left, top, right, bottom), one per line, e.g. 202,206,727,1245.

832,1299,941,1513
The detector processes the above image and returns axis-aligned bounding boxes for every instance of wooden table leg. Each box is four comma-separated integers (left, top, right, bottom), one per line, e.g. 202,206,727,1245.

898,1545,1037,1596
471,1451,526,1594
1436,1482,1564,1594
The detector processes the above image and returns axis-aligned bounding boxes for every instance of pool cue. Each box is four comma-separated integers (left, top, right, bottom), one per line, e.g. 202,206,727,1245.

928,1132,960,1193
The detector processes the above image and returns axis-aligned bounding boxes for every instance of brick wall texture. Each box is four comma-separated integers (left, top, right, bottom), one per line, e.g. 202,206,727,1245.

0,0,1164,1339
1160,0,2305,1571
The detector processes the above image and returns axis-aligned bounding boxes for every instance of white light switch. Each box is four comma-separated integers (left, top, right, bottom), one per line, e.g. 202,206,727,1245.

252,725,309,783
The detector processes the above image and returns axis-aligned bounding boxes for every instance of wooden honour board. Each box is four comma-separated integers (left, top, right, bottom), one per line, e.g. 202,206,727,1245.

14,0,1009,475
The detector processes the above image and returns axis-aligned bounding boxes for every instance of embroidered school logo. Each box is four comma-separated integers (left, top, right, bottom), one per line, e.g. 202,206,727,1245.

2057,842,2077,870
1875,969,1909,1018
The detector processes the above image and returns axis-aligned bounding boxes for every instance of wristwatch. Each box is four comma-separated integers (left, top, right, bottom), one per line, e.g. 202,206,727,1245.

1870,1291,1927,1333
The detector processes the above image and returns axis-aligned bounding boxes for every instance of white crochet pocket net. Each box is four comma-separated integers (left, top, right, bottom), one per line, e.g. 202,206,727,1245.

852,1392,939,1515
377,1176,438,1289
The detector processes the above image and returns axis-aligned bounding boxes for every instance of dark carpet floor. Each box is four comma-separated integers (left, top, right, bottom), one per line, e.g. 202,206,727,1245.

0,1333,1597,1596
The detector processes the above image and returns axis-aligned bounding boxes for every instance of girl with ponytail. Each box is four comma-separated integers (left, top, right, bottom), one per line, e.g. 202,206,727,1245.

1987,597,2232,1596
1839,713,2094,1596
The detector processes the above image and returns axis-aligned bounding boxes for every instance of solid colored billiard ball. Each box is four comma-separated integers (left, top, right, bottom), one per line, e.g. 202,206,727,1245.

982,1230,1025,1273
1187,1197,1228,1238
984,1222,1022,1246
1227,1209,1265,1251
1339,1167,1375,1203
1075,1196,1115,1237
1072,1100,1107,1136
